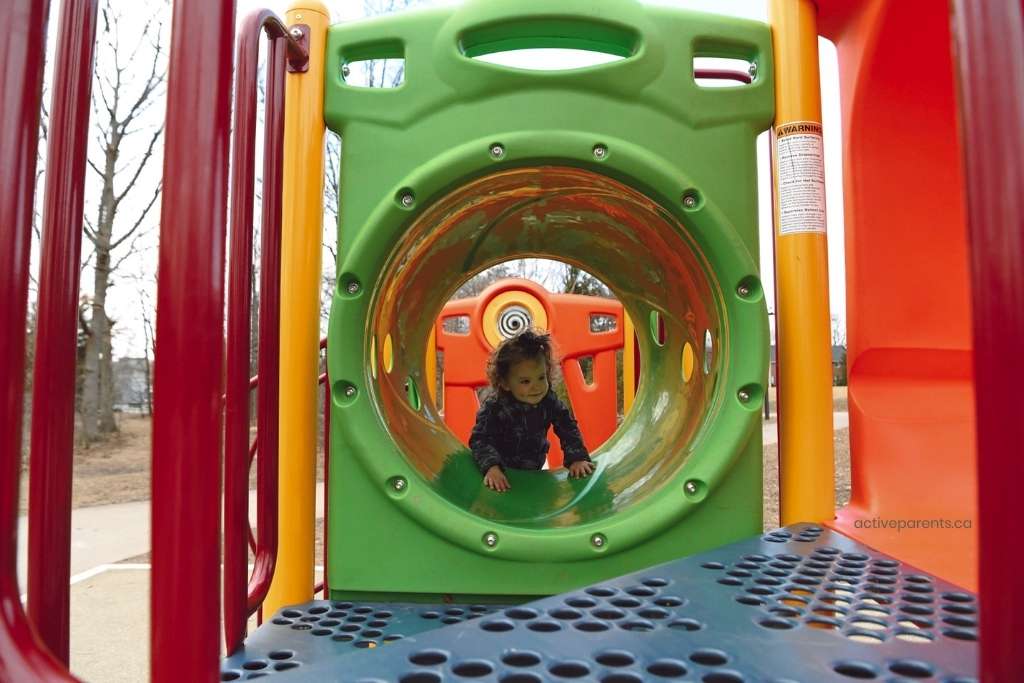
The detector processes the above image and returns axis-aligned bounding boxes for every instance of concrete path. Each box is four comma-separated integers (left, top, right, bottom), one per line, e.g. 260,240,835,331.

19,413,856,589
762,411,848,445
17,484,325,592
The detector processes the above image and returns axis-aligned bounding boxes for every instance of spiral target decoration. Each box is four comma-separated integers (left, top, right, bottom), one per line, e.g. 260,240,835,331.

497,305,532,339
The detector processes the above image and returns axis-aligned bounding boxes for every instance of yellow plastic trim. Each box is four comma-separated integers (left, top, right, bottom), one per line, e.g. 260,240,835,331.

264,1,329,617
769,0,835,525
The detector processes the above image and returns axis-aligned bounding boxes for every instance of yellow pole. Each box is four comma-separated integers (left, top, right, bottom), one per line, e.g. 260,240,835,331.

622,315,636,413
425,326,438,405
265,1,329,616
769,0,835,525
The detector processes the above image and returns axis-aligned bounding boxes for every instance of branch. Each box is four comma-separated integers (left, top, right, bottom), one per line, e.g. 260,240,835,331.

113,123,163,208
110,229,151,274
117,22,166,135
110,182,161,251
83,215,99,243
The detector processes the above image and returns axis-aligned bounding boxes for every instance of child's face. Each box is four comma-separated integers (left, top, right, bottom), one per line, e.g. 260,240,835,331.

501,357,549,405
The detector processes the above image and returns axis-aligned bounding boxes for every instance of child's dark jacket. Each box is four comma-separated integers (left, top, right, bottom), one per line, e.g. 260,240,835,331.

469,390,591,474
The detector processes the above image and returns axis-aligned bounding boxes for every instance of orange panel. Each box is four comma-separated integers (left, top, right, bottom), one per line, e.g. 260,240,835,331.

818,0,977,589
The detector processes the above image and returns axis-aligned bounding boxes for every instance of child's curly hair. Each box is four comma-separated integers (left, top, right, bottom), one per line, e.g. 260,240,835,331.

486,328,559,392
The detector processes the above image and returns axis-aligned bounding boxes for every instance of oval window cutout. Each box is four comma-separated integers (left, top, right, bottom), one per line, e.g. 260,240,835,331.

460,18,638,71
682,342,695,382
471,48,625,71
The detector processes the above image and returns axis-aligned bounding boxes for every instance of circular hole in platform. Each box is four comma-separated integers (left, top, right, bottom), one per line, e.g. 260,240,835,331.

408,650,448,666
941,591,975,603
575,620,611,632
452,660,494,677
646,659,687,677
400,673,441,683
502,650,541,667
595,650,635,667
668,618,704,631
759,617,796,630
620,619,655,632
549,661,590,678
942,627,978,641
566,597,598,608
832,660,878,679
549,608,583,620
702,673,744,683
888,660,935,678
689,650,728,666
481,619,514,632
527,620,561,633
267,651,293,661
501,675,543,683
601,674,642,683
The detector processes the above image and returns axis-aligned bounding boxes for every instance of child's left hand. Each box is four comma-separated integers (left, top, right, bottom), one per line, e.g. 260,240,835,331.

567,460,595,479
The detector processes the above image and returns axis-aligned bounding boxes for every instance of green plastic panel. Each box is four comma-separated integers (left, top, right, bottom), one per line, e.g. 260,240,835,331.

324,0,773,601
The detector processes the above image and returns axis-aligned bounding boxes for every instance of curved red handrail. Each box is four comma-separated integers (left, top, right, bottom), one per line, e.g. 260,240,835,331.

223,9,306,655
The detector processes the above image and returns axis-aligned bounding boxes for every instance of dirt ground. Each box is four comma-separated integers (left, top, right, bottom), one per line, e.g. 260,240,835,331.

29,388,850,537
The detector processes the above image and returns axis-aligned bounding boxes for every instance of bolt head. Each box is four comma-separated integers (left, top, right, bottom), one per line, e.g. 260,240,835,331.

682,194,698,208
489,144,505,159
738,390,751,402
748,62,758,78
392,477,406,491
591,534,606,548
484,532,498,547
684,481,698,495
341,64,351,78
344,385,356,397
593,145,608,159
737,284,750,297
290,27,303,39
346,281,360,294
400,192,415,207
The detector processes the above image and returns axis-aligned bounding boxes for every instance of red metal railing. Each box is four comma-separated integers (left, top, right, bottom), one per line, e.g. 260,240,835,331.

0,0,78,679
318,337,330,598
151,2,238,680
223,9,307,654
693,68,754,84
26,0,99,665
952,2,1024,680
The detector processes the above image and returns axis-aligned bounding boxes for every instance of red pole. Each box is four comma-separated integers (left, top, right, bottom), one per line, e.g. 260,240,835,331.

0,0,77,679
951,2,1024,680
248,26,286,617
223,9,265,654
321,341,330,597
26,0,99,664
151,1,235,681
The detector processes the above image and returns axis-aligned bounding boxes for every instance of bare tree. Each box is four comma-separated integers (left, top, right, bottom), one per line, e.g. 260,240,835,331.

79,2,167,442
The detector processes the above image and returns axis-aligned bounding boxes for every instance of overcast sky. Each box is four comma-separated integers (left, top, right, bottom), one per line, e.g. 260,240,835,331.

41,0,845,356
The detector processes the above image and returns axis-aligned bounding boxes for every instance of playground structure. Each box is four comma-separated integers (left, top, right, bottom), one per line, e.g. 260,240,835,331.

0,1,1021,682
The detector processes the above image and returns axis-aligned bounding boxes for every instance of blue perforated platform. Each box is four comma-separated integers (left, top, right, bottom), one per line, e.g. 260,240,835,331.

222,524,978,682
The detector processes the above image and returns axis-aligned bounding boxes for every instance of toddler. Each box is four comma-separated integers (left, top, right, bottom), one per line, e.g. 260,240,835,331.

469,328,594,492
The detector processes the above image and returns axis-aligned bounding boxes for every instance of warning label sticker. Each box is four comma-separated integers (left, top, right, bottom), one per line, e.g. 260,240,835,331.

775,121,826,235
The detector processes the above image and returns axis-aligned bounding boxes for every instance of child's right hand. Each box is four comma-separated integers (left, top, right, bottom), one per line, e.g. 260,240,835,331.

484,465,510,492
